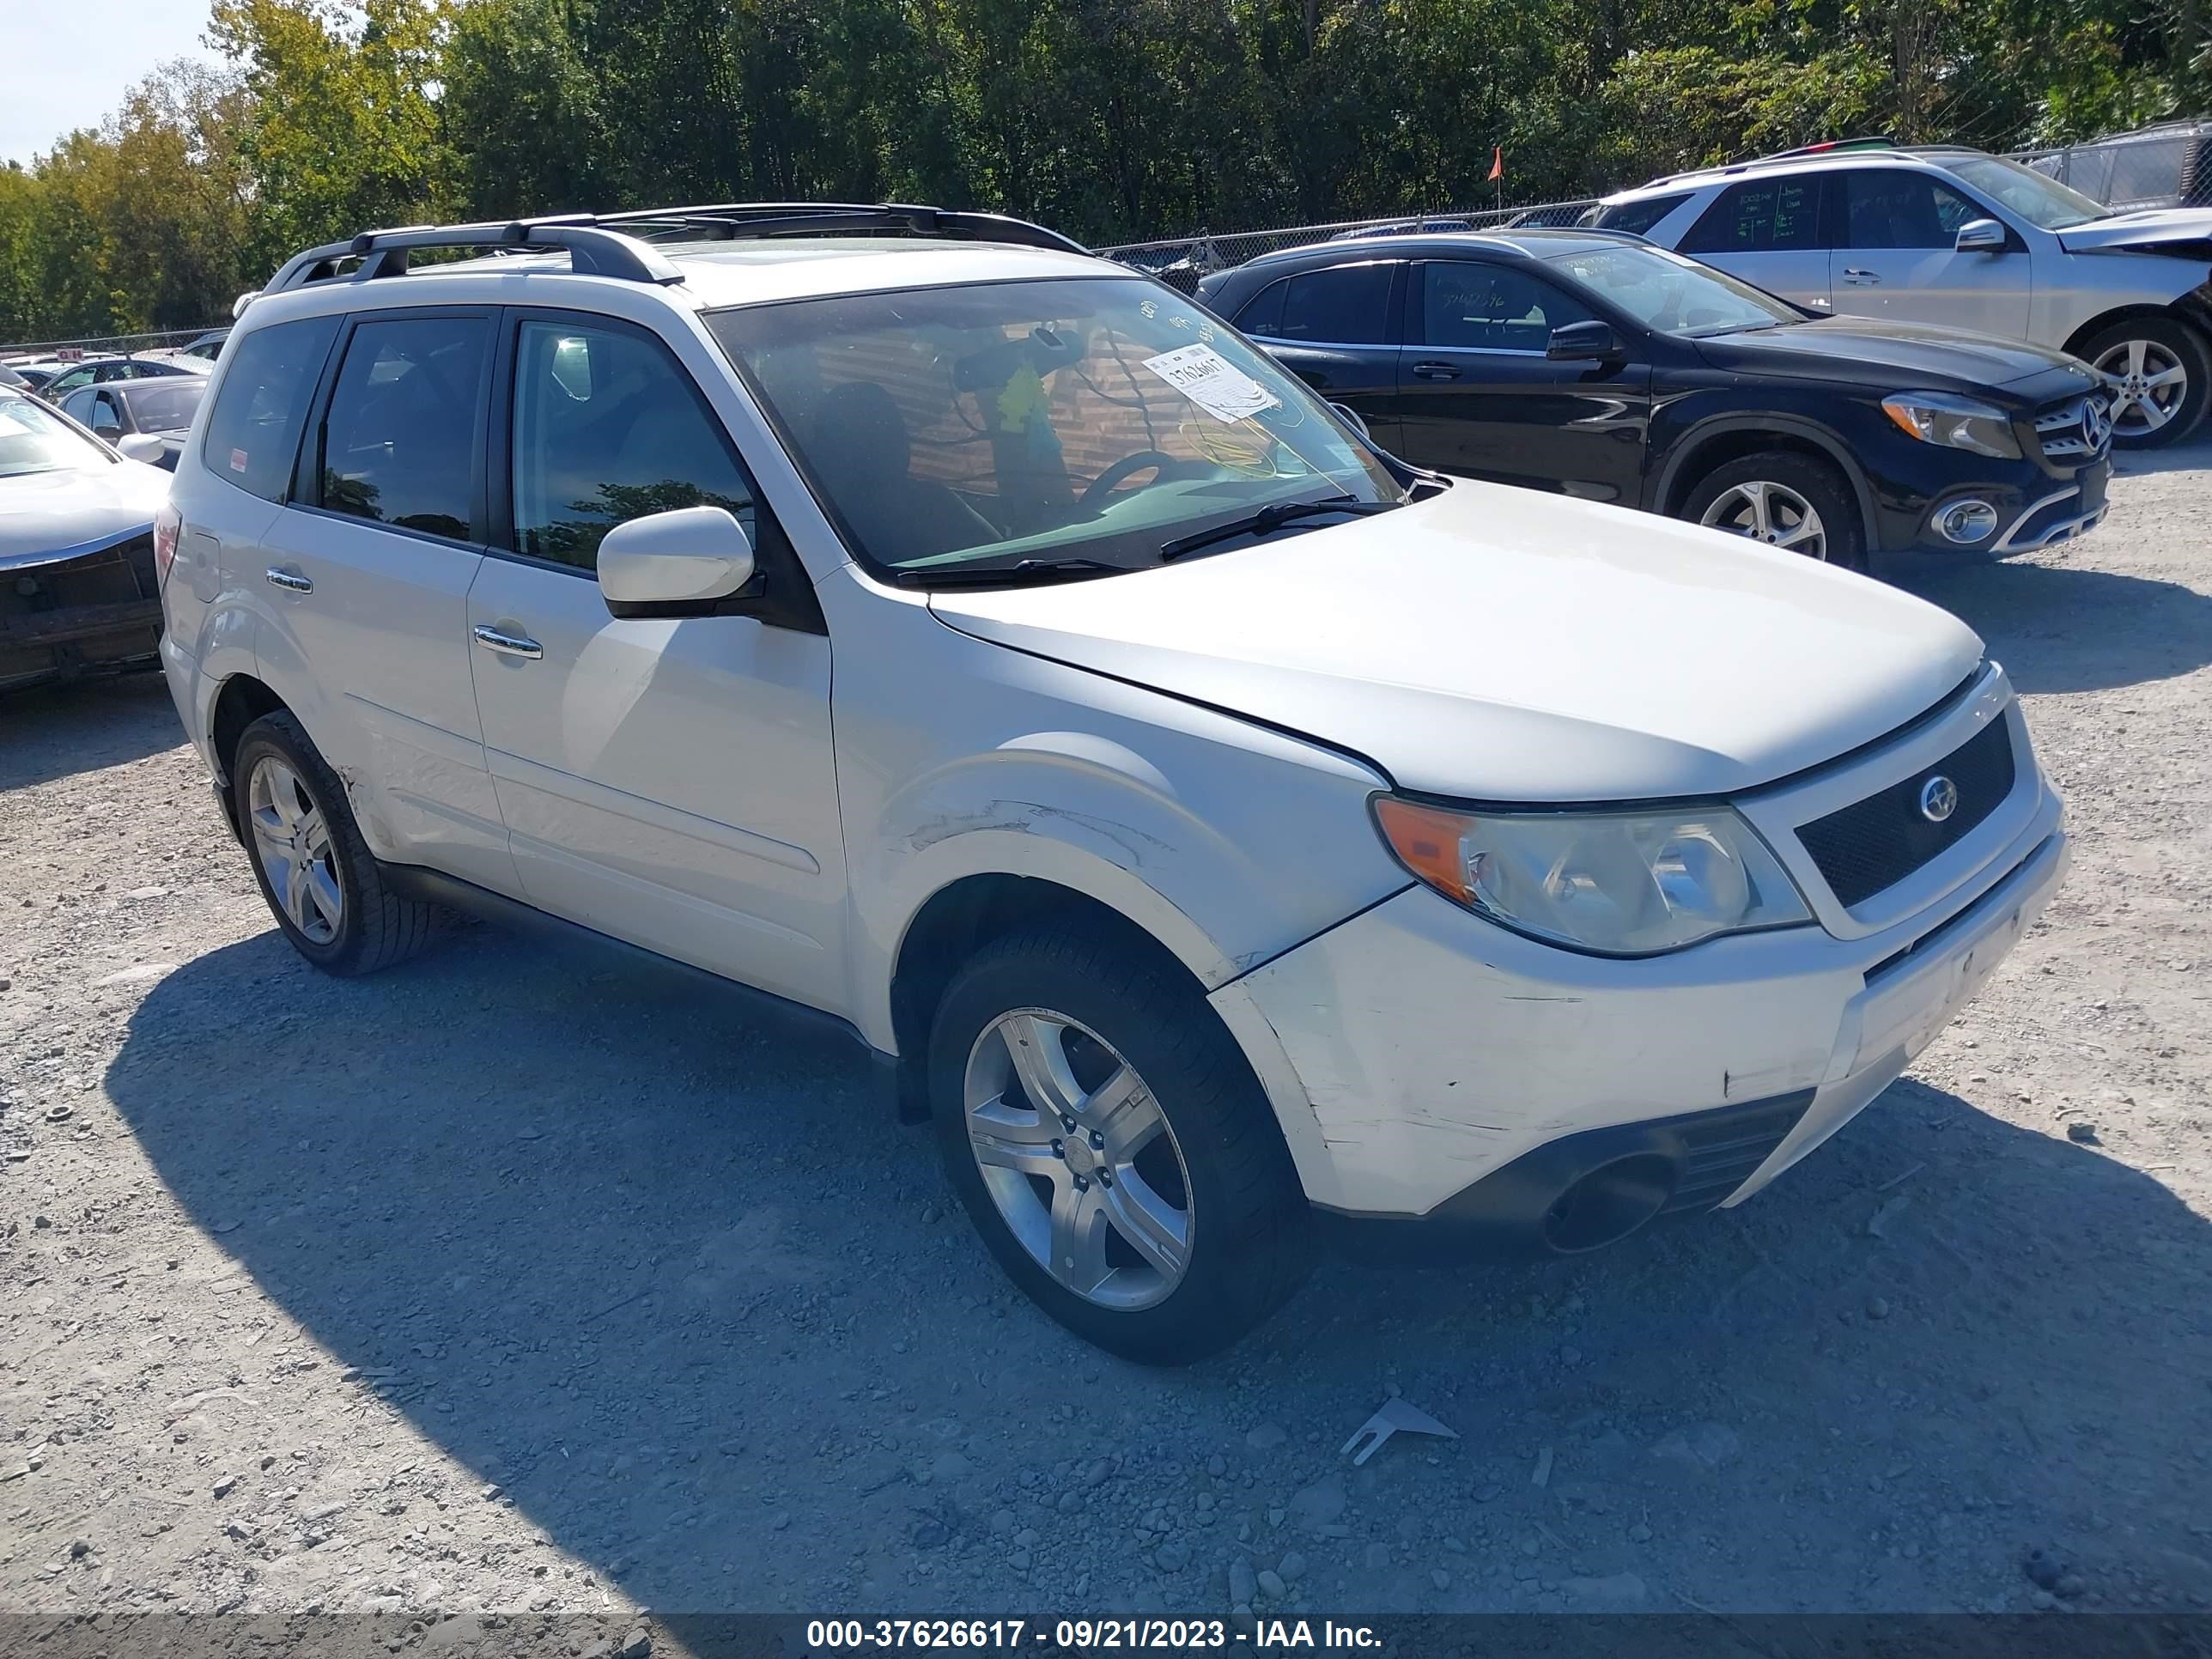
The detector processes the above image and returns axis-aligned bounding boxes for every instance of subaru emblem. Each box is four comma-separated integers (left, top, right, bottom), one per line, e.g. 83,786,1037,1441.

1919,775,1960,823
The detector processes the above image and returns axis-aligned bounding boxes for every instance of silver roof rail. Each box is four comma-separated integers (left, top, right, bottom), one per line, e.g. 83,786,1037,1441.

262,216,684,296
259,201,1091,297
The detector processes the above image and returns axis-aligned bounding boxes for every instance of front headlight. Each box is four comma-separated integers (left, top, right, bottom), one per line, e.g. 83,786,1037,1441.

1881,392,2021,459
1372,797,1812,956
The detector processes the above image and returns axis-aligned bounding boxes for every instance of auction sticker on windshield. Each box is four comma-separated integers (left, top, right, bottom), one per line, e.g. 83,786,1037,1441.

1142,343,1281,423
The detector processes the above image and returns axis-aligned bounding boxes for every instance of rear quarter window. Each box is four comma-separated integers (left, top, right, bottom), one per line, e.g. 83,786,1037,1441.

1679,178,1827,253
200,315,341,502
1594,192,1692,236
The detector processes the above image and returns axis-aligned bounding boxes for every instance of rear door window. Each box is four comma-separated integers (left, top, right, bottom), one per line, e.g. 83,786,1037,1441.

1679,177,1828,253
200,314,341,502
1276,264,1395,344
316,314,491,541
1594,191,1692,236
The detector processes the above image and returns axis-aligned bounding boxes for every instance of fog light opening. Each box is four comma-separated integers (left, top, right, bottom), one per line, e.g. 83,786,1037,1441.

1936,500,2000,545
1540,1154,1675,1254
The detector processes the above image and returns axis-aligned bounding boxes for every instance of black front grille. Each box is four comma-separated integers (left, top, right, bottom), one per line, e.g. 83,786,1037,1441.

1797,712,2016,909
2035,392,2112,462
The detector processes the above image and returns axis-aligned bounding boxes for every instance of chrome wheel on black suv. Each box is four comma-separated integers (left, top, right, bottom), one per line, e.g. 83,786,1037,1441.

1684,451,1867,573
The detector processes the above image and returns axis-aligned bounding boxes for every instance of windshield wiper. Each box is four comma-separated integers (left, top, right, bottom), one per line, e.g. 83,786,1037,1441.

1158,495,1401,562
893,556,1129,589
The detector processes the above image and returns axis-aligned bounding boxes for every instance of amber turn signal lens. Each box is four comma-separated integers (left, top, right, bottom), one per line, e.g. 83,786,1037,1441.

1372,797,1474,904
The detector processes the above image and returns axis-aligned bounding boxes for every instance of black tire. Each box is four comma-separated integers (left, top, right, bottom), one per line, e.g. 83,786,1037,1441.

2075,316,2209,449
231,710,446,976
928,926,1313,1364
1681,449,1868,574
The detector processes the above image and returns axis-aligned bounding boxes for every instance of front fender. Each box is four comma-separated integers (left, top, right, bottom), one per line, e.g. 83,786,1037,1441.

1651,403,1880,549
824,574,1407,1055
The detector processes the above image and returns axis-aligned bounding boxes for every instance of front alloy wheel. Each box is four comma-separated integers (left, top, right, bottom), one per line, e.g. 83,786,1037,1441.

1698,479,1827,560
963,1010,1194,1310
2094,336,2191,441
928,926,1313,1363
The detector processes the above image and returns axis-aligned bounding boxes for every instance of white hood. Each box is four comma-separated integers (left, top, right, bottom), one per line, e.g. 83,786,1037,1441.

929,483,1985,802
2055,208,2212,253
0,460,171,573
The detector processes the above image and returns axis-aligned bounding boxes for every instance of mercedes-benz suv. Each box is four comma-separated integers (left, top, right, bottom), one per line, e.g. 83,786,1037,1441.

158,204,2069,1361
1591,141,2212,446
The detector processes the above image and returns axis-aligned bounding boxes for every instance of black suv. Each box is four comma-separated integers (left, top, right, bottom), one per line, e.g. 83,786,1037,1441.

1198,229,2114,571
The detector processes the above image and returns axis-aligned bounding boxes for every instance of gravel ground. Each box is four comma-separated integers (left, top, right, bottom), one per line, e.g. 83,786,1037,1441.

3,442,2210,1642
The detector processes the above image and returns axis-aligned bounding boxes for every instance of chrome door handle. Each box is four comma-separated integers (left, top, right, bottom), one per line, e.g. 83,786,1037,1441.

472,624,542,660
1842,268,1882,284
264,568,313,592
1411,362,1462,380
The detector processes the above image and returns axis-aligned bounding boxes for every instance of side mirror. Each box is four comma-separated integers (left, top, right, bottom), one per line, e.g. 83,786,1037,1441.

1547,319,1622,361
1954,218,2008,252
1328,402,1371,441
597,505,758,620
115,433,167,464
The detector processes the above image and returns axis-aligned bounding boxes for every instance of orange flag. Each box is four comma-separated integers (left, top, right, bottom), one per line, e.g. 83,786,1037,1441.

1487,146,1504,182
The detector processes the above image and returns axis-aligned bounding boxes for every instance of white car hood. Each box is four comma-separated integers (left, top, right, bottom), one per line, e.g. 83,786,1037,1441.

928,483,1985,801
0,461,171,573
2056,209,2212,253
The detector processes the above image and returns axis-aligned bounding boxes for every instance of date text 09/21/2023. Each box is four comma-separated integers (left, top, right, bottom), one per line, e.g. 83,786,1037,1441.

803,1619,1385,1649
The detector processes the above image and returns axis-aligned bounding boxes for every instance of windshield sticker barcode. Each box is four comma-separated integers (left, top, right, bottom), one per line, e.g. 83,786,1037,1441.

1141,344,1281,424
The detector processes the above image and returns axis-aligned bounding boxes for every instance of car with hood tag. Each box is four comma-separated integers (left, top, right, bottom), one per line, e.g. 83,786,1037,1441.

161,203,2069,1361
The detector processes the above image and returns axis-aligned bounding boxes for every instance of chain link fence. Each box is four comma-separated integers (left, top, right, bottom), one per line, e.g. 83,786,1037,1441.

1102,198,1601,293
1,325,216,364
2017,119,2211,212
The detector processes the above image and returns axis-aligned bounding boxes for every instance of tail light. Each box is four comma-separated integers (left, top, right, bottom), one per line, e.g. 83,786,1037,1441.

153,501,181,587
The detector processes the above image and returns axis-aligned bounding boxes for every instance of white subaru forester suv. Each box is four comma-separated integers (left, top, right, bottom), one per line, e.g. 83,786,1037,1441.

156,204,2069,1361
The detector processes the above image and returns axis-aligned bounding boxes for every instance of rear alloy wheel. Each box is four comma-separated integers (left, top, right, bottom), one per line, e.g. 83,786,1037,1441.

929,927,1313,1363
232,710,447,975
1683,450,1867,573
2083,319,2208,447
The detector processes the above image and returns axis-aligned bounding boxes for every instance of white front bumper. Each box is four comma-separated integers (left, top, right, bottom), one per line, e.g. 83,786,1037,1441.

1216,784,2067,1218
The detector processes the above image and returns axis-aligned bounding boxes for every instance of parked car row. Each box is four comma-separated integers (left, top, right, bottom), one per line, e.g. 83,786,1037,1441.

142,198,2075,1360
0,350,208,404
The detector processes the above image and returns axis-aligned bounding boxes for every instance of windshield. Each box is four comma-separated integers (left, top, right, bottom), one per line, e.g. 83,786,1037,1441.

708,276,1402,579
123,380,204,432
0,393,109,478
1945,156,2108,229
1542,243,1801,336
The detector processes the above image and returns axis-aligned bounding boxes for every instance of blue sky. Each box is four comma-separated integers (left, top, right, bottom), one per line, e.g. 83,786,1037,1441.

3,2,224,167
